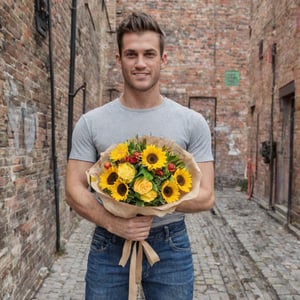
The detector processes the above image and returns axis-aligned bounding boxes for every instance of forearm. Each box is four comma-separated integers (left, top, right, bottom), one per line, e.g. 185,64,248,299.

65,184,153,241
176,161,215,213
175,188,214,213
66,186,113,229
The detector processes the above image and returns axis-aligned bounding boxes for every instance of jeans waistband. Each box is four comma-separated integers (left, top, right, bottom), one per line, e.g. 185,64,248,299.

94,219,186,243
147,219,186,240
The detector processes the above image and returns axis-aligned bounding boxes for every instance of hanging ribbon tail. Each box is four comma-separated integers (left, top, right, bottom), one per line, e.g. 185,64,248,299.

135,240,160,284
119,239,132,267
136,242,143,283
128,242,137,300
140,240,160,266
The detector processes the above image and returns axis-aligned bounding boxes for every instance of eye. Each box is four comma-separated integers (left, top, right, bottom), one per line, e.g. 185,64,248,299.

145,52,156,58
125,51,137,58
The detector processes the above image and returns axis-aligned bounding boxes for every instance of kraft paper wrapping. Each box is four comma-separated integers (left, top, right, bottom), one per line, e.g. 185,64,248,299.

86,136,202,300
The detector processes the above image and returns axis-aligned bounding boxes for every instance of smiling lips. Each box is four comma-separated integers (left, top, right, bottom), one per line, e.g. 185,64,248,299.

133,72,149,78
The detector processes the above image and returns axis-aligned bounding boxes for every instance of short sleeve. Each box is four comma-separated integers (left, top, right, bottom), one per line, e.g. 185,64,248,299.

68,115,97,162
187,112,214,163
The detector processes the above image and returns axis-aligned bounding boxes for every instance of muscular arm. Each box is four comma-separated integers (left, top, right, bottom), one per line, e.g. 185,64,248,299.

176,161,214,213
65,159,152,241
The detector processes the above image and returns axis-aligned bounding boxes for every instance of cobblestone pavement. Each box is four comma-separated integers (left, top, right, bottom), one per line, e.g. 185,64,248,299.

32,189,300,300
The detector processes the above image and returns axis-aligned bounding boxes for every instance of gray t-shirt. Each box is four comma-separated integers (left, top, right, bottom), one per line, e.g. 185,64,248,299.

69,97,213,227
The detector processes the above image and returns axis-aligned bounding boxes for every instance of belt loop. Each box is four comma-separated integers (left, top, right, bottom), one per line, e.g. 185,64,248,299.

112,234,116,243
164,225,170,239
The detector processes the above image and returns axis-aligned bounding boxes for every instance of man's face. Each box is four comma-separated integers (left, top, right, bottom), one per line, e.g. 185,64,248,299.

116,31,167,93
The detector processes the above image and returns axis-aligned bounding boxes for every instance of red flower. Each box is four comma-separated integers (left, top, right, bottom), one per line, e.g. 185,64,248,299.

133,151,141,158
104,162,111,169
128,155,139,164
167,163,176,173
155,169,164,176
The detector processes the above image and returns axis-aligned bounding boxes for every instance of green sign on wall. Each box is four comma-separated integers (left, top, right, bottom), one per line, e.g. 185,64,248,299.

225,70,240,86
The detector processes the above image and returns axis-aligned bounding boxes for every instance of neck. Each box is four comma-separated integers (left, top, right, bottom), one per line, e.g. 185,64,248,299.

120,91,163,109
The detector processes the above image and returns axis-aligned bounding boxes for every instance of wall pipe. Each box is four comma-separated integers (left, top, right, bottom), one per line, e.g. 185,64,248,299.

47,0,61,252
102,0,114,33
72,82,87,113
67,1,87,156
67,0,77,158
268,43,276,209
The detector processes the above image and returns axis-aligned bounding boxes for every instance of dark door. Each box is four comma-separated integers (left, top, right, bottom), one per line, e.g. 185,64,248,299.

276,82,295,223
188,97,216,160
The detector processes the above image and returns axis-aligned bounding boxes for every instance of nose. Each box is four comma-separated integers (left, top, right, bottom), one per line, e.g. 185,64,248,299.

135,54,146,68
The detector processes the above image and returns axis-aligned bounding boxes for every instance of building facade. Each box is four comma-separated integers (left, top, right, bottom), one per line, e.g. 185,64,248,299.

247,0,300,225
0,1,116,298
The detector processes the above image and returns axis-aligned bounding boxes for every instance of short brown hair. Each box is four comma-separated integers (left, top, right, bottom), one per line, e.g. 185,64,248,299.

116,12,165,56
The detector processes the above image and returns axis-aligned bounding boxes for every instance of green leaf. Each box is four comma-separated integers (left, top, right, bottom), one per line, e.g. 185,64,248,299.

139,168,153,181
135,199,145,207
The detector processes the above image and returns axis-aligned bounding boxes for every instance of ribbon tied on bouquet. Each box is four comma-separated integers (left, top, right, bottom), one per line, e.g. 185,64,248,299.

119,240,160,300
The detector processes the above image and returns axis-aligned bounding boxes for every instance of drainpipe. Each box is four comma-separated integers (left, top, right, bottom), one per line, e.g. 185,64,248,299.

269,43,276,209
67,1,87,157
47,0,61,252
82,82,86,113
67,0,77,158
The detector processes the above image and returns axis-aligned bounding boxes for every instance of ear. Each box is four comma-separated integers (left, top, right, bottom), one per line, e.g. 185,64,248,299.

160,52,167,69
116,53,121,65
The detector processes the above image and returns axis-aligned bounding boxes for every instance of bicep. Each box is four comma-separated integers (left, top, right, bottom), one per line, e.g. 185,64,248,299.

66,159,94,190
198,161,214,192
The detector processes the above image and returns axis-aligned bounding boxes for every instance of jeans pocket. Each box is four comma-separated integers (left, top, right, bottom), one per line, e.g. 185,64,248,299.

168,229,191,252
90,229,111,253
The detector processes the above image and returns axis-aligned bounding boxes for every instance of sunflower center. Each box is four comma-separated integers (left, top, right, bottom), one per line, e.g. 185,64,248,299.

117,183,127,196
163,186,173,197
147,154,158,164
107,172,118,184
176,175,185,186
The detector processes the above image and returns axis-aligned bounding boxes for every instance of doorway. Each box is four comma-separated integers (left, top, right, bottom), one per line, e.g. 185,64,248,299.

188,96,217,160
275,81,295,224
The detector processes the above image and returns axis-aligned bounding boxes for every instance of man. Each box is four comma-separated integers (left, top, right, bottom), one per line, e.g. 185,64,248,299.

66,12,214,300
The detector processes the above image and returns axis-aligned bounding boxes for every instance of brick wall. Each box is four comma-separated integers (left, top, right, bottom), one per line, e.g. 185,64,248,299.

108,0,251,187
0,1,114,298
248,0,300,222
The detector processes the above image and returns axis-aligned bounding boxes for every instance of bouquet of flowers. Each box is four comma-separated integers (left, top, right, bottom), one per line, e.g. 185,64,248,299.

87,135,202,218
86,136,202,300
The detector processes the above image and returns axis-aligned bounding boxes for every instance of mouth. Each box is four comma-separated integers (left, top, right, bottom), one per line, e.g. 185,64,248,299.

132,72,149,79
133,72,149,76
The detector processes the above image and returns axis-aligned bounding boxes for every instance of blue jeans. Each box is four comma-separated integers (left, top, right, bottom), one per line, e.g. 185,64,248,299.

85,219,194,300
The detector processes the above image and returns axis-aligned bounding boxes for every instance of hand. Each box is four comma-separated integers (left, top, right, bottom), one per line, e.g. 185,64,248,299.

107,215,153,241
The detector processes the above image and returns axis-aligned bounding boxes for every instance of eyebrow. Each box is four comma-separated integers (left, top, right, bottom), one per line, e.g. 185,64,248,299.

144,49,157,54
123,48,158,53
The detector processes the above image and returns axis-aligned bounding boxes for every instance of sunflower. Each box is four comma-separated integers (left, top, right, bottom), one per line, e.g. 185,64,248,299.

111,179,129,201
174,168,192,192
99,166,118,190
110,142,128,161
141,145,167,170
161,180,180,203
